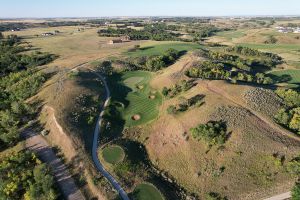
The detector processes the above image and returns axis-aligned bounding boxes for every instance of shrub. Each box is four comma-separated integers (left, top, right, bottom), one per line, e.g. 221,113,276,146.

190,121,228,145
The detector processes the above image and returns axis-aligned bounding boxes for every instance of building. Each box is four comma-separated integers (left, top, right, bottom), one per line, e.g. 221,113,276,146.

41,32,54,36
108,35,130,44
120,35,130,42
108,39,123,44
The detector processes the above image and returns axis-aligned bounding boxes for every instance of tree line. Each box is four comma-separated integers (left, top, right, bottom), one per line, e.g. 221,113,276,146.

114,48,182,72
0,150,58,200
98,25,178,41
274,89,300,134
0,35,55,148
185,47,281,85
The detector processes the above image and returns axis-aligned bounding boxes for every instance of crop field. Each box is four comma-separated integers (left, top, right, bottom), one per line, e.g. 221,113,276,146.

101,145,125,164
131,183,164,200
108,71,162,127
126,41,201,57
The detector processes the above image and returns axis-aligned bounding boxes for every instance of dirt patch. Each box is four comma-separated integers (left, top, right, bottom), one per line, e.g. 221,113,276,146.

132,114,141,121
137,85,144,90
40,106,77,160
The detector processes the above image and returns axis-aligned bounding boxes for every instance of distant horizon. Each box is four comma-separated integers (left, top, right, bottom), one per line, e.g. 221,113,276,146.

1,0,299,18
1,14,300,20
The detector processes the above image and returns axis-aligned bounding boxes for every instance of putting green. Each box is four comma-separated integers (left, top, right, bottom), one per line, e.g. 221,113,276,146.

132,183,164,200
102,145,125,164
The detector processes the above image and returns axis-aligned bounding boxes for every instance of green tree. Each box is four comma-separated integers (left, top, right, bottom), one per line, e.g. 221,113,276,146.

292,181,300,200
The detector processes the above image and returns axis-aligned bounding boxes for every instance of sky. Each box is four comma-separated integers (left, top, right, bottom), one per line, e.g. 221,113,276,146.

0,0,299,18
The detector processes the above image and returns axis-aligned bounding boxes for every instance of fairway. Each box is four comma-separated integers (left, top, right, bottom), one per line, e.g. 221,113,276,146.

216,30,246,40
269,69,300,84
126,42,201,57
109,71,162,127
102,145,125,164
132,183,164,200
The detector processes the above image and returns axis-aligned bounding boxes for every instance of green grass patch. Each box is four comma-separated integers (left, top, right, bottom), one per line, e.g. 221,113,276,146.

269,69,300,85
126,42,200,57
131,183,164,200
108,71,162,127
102,145,125,164
216,30,246,40
238,43,300,51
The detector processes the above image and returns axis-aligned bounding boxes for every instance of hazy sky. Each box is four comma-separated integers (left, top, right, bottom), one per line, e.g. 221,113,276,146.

1,0,299,18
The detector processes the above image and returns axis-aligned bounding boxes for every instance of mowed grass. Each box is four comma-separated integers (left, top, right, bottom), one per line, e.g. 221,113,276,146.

132,183,164,200
109,71,162,127
238,43,300,51
216,30,246,40
126,41,201,57
102,145,125,164
269,69,300,84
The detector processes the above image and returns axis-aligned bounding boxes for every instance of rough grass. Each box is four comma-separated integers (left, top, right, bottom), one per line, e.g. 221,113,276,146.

108,71,162,127
126,41,201,57
132,183,164,200
243,88,284,117
102,145,125,164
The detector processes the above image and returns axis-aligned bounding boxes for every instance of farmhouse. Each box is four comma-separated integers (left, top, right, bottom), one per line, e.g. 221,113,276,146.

108,35,131,44
108,39,123,44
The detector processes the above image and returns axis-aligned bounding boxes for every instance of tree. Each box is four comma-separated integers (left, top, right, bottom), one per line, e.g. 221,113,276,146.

0,32,3,39
292,181,300,200
289,108,300,134
167,105,177,115
97,61,113,75
275,108,291,126
162,87,169,96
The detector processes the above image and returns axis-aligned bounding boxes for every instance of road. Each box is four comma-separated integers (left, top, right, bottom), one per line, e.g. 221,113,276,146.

90,69,130,200
23,130,85,200
263,192,291,200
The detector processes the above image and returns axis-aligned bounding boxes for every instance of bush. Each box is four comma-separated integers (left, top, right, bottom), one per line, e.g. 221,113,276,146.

292,181,300,200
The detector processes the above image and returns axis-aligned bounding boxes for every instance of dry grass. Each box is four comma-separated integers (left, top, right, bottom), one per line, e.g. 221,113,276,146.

144,58,300,199
3,26,144,70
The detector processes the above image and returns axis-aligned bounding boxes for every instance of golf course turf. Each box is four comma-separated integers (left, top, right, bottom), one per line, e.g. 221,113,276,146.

102,145,125,164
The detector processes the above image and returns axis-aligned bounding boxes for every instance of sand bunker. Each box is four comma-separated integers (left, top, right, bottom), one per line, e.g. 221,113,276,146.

132,114,141,121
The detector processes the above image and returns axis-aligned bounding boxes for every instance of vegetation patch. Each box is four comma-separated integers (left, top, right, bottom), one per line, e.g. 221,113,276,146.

186,47,281,85
243,88,284,117
102,145,125,164
274,88,300,134
167,94,205,115
131,183,164,200
0,151,58,200
162,80,196,98
190,121,229,146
